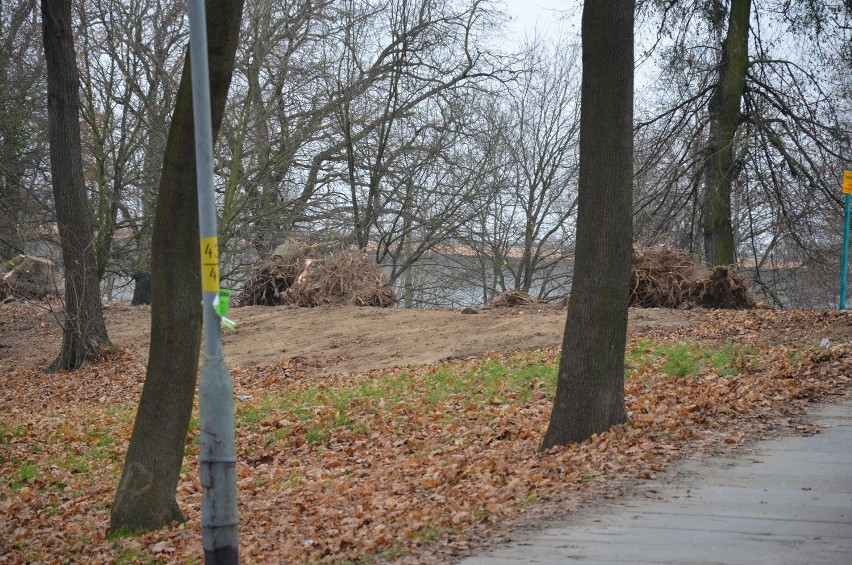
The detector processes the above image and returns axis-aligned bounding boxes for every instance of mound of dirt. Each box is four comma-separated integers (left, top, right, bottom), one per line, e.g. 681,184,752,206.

630,244,755,309
236,247,396,308
485,290,547,308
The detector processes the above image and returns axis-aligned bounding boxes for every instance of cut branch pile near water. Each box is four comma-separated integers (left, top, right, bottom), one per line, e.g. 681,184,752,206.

485,289,546,308
630,244,755,309
236,247,396,308
234,243,313,307
282,251,396,307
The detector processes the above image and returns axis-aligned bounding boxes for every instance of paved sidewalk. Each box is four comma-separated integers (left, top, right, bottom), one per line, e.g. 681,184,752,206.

461,398,852,564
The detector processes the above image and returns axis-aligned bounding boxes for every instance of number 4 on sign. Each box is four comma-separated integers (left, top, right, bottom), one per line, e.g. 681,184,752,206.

199,237,219,292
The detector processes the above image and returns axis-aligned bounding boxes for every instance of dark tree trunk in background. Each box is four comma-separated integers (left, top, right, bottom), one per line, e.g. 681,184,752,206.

130,272,151,305
0,185,22,262
541,0,634,449
702,0,751,266
110,0,244,533
0,162,23,261
40,0,110,371
0,0,36,263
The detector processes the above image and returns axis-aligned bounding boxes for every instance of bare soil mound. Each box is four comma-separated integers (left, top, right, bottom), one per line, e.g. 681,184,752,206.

4,300,850,377
630,244,755,309
0,300,701,374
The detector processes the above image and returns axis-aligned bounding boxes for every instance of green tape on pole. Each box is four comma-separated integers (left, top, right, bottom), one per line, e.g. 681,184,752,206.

213,288,236,329
216,288,231,316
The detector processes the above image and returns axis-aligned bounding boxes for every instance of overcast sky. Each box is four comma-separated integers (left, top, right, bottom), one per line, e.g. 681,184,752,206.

500,0,581,42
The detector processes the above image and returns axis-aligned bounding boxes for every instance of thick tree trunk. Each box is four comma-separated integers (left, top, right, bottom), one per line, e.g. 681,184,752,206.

702,0,751,266
541,0,633,449
110,0,244,532
130,272,151,305
40,0,110,372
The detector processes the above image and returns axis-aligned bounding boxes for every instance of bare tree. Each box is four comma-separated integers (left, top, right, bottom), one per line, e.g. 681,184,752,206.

470,37,581,300
1,0,46,262
40,0,110,370
75,0,187,302
702,0,750,266
217,0,333,262
210,0,511,302
635,0,852,279
542,0,633,448
111,0,244,533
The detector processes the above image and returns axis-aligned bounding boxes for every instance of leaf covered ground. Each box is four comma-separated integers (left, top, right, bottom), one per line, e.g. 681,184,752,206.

1,307,850,563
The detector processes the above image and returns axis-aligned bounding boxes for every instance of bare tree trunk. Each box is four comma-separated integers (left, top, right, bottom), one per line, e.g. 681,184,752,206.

0,175,23,261
130,272,151,305
0,0,38,263
40,0,110,372
110,0,244,532
541,0,633,449
702,0,751,266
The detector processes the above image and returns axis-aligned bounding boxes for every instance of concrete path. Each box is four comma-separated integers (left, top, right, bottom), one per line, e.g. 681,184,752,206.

461,398,852,564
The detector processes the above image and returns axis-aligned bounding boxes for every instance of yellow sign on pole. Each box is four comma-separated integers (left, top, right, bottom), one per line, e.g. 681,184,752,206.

844,170,852,194
200,236,219,292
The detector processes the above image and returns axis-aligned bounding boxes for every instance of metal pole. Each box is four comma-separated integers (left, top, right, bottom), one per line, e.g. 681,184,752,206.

188,0,239,562
841,193,851,310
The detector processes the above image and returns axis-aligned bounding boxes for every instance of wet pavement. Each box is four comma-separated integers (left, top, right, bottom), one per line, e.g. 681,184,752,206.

461,398,852,564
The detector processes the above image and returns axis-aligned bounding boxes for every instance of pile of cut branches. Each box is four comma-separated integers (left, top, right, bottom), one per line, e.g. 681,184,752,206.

282,251,396,307
236,246,396,308
630,244,755,309
485,289,546,308
234,243,314,306
0,255,56,302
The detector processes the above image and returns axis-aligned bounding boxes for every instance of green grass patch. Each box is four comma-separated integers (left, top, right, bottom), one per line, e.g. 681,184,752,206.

107,524,139,540
235,351,558,449
71,460,89,474
626,340,759,378
10,462,38,489
411,523,451,542
418,355,557,406
113,547,144,565
0,423,26,444
108,526,150,565
305,426,328,443
230,342,752,453
104,404,138,427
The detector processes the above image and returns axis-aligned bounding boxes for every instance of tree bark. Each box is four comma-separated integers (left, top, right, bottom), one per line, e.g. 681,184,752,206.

0,0,37,263
130,272,151,306
110,0,244,532
0,177,23,262
40,0,110,371
702,0,751,266
541,0,633,449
